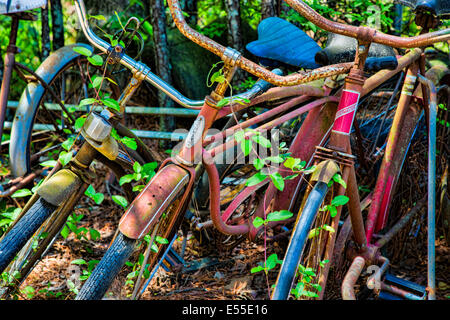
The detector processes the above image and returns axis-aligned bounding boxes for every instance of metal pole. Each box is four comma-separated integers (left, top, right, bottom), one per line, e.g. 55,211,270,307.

418,74,436,300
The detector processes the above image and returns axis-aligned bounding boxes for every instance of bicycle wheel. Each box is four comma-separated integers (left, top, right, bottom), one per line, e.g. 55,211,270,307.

0,182,87,297
76,185,187,300
271,72,406,300
9,44,120,177
0,198,56,274
272,181,330,300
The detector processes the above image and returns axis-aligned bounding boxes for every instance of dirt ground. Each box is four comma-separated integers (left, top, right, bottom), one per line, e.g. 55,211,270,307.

1,110,449,301
3,140,447,302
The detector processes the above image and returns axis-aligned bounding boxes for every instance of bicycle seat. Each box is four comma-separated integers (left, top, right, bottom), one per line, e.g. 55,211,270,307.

315,33,398,72
246,17,322,69
0,0,46,15
396,0,450,18
247,17,398,73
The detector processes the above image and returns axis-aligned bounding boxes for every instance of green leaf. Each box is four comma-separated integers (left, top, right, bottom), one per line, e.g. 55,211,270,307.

132,185,145,192
102,98,120,112
60,225,70,239
87,54,103,66
85,185,104,205
329,205,337,218
89,228,101,241
75,117,86,130
71,259,87,265
62,137,75,151
89,14,106,21
91,75,103,89
265,155,284,164
332,173,347,189
267,210,293,222
303,165,317,174
331,195,349,207
79,98,97,107
58,151,72,166
284,157,299,170
250,265,264,274
240,139,252,157
11,189,32,198
253,158,265,171
216,98,229,108
31,179,44,194
151,243,159,253
142,162,158,174
121,136,137,150
265,253,282,271
210,71,225,84
234,130,245,143
308,227,321,239
252,216,265,229
155,236,169,244
246,172,268,187
322,224,335,233
39,160,57,168
251,134,271,148
112,195,128,208
133,161,142,174
73,46,92,57
270,172,285,191
119,174,136,186
85,184,96,198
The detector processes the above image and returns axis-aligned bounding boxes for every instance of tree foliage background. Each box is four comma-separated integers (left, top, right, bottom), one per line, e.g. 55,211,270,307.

0,0,449,103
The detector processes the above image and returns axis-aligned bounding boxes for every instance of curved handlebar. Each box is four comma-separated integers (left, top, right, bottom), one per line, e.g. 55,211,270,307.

168,0,450,86
283,0,450,48
167,0,353,86
74,0,205,108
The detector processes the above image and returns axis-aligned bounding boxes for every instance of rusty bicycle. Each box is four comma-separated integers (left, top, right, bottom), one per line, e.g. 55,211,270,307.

74,0,449,300
0,0,347,297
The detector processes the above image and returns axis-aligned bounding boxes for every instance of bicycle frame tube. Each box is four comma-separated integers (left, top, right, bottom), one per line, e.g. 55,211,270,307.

365,61,422,244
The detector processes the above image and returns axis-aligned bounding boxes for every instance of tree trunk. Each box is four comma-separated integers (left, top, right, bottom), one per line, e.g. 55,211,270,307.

261,0,277,19
50,0,65,51
224,0,244,85
149,0,175,145
41,6,51,59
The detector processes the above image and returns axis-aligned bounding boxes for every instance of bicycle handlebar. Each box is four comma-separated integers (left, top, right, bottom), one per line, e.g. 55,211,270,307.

74,0,205,108
168,0,352,86
283,0,450,48
168,0,450,86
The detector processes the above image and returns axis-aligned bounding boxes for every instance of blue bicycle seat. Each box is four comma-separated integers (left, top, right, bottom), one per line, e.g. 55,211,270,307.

246,17,321,69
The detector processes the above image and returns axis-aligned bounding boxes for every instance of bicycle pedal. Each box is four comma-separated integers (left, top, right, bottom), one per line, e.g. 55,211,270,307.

379,273,426,300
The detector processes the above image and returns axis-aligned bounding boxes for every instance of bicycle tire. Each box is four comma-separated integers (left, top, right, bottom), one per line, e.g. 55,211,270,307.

75,232,137,300
0,198,56,274
77,184,187,299
272,181,329,300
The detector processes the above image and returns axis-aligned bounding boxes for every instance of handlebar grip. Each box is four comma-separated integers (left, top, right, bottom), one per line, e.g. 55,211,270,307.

253,68,284,92
364,56,398,73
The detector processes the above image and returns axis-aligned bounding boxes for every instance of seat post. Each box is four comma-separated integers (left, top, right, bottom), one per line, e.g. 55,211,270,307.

0,14,20,149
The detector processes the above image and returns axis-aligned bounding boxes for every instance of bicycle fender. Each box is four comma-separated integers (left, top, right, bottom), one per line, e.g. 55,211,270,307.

119,164,190,240
36,169,82,206
9,43,93,177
